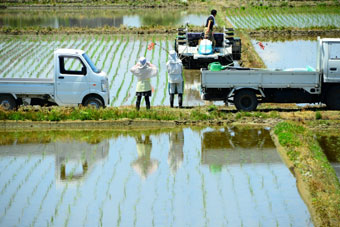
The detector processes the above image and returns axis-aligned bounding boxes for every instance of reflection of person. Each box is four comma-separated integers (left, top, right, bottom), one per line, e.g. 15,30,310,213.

167,50,184,108
130,57,158,110
204,9,217,45
168,130,184,174
131,135,159,179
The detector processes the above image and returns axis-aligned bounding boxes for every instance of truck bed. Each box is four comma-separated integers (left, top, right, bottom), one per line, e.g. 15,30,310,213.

0,78,54,95
201,68,320,90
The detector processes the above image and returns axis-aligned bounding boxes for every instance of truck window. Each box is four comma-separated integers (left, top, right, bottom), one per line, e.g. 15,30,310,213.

329,43,340,60
82,53,100,73
59,56,86,75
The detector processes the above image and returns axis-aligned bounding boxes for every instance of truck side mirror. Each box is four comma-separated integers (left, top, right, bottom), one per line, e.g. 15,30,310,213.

81,66,87,75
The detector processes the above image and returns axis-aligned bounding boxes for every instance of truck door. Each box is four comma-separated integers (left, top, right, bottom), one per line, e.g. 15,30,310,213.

327,42,340,81
56,56,89,104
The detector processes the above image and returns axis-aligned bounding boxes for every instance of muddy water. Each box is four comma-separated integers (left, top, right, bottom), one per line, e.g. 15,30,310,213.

0,8,207,28
317,135,340,180
252,39,317,69
0,127,312,226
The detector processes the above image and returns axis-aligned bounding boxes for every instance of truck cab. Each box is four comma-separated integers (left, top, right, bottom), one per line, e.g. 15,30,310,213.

53,49,110,108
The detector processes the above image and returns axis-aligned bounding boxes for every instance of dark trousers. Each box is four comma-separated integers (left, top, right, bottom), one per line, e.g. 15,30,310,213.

170,94,183,108
136,96,150,110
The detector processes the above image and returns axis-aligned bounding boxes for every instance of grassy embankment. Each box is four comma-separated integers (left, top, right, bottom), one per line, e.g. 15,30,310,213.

272,121,340,227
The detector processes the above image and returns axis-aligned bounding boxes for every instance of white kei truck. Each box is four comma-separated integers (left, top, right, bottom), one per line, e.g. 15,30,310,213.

201,37,340,111
0,49,110,110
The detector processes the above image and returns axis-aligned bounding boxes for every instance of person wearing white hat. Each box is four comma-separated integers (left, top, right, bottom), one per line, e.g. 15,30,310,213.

167,50,183,108
130,57,158,110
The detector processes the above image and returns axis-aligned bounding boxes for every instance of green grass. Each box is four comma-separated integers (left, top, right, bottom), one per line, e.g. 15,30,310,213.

273,121,340,226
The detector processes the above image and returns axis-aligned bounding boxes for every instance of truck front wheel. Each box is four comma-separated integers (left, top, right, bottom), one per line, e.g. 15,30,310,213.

326,85,340,110
0,95,16,110
83,97,104,109
234,89,258,111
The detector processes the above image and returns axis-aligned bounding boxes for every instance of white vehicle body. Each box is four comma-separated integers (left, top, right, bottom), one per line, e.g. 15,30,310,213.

0,49,110,109
201,38,340,111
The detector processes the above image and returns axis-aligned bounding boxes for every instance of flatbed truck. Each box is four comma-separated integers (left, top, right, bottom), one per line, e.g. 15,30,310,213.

0,49,110,110
201,37,340,111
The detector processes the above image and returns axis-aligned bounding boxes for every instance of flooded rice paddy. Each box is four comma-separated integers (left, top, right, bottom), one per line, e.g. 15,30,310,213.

0,127,313,227
317,135,340,180
252,39,317,69
0,8,207,28
0,34,204,107
226,6,340,29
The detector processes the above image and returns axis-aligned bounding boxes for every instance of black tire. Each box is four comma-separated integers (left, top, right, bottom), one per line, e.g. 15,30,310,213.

83,97,104,109
234,89,258,111
326,85,340,110
0,95,16,110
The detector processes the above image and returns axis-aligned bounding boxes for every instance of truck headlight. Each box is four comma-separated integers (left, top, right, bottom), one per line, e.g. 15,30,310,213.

101,79,108,92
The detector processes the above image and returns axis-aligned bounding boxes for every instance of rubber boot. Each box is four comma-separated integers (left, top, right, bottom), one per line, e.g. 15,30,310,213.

145,96,151,110
136,96,141,111
178,94,183,108
170,94,174,108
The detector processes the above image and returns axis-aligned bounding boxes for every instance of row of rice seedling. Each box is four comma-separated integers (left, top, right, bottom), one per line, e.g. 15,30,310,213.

225,6,340,29
0,157,43,224
16,160,52,226
120,39,143,106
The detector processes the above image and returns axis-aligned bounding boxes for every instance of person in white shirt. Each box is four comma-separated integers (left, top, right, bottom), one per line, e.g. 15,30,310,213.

130,57,158,110
166,50,183,108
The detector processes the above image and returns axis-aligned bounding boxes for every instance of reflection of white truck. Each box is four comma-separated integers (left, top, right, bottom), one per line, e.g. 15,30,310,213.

0,49,110,110
201,38,340,111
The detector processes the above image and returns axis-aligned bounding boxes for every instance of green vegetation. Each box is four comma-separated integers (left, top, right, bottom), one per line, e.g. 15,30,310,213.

0,105,284,122
273,121,340,227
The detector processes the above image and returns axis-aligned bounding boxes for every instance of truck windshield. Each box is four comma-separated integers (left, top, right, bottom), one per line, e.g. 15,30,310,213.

82,53,100,73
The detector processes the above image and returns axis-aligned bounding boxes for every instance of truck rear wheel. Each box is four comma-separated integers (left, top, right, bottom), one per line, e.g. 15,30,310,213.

83,97,104,109
234,89,258,111
326,85,340,110
0,95,16,110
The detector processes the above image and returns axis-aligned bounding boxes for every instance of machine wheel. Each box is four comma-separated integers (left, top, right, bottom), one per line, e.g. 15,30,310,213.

0,95,16,110
83,96,104,109
326,85,340,110
234,89,258,111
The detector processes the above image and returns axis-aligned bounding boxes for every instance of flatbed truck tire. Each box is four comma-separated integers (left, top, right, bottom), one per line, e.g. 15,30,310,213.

234,89,258,111
0,95,16,110
83,96,104,109
326,85,340,110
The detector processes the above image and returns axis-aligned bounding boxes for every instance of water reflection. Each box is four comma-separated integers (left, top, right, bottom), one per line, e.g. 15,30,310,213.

201,128,279,169
317,135,340,180
0,8,207,28
132,135,158,179
168,131,184,174
0,128,312,227
252,39,317,69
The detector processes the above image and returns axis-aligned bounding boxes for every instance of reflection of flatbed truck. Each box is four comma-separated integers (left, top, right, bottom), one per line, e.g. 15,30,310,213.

0,49,110,110
201,38,340,111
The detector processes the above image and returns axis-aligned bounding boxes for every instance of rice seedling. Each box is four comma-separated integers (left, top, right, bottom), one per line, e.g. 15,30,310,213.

106,35,124,80
99,36,117,72
0,156,31,196
151,37,162,105
94,35,110,66
16,160,53,226
160,37,169,105
0,158,42,223
109,36,130,91
0,37,37,77
120,38,143,106
111,36,136,105
29,180,53,227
